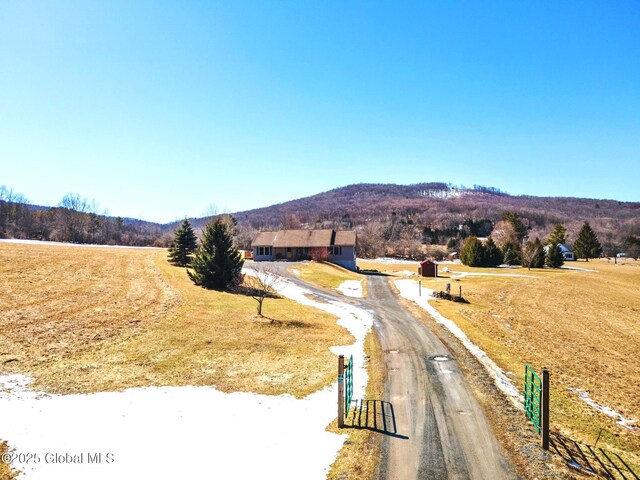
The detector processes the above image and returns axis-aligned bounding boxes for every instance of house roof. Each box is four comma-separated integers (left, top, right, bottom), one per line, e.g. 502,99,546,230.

334,230,357,246
252,229,356,248
558,243,573,253
545,243,573,253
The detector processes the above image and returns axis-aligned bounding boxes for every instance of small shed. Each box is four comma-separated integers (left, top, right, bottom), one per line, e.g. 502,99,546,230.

419,259,438,277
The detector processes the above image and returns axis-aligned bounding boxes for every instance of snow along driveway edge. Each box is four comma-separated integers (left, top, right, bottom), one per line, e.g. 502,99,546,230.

393,279,523,409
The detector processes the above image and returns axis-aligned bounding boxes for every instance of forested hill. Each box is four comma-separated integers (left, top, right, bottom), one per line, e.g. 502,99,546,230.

231,183,638,232
3,182,639,253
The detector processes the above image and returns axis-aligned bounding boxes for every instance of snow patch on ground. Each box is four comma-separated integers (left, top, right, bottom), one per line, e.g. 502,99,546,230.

397,270,418,277
336,280,363,298
450,271,535,279
0,271,373,479
0,239,160,249
560,265,599,272
362,257,418,265
0,377,344,480
394,279,523,409
570,388,638,431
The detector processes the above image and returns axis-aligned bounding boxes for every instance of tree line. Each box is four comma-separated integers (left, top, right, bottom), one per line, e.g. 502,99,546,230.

0,187,168,246
459,213,620,269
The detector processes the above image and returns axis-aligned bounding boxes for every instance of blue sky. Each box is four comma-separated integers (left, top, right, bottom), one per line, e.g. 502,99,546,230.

1,1,639,223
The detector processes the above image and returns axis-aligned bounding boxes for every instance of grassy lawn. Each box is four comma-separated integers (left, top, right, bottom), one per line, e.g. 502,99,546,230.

290,261,366,295
415,259,640,468
0,243,353,398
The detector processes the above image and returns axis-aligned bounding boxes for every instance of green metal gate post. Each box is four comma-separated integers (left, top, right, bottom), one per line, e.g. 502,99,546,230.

542,368,550,450
338,355,345,428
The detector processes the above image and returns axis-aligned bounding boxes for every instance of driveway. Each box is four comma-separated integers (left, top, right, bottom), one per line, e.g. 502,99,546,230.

247,262,515,479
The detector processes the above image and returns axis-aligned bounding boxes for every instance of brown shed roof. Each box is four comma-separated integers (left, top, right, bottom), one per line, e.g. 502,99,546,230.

251,229,356,248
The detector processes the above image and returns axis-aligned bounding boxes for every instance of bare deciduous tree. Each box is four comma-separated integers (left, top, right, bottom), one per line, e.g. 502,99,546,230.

243,266,281,318
356,221,386,258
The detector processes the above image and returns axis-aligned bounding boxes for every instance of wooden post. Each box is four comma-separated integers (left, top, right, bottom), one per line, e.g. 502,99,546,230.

459,285,462,300
419,280,422,297
338,355,345,428
542,368,550,450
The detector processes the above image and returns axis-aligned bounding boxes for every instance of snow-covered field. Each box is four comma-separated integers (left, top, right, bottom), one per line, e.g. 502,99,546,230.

393,279,523,408
336,280,363,297
0,272,373,479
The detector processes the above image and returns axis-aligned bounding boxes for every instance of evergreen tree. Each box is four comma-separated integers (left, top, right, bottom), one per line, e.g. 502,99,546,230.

545,243,564,268
188,218,244,289
460,236,485,267
573,222,602,262
483,237,503,267
502,241,521,266
547,223,567,245
168,219,198,266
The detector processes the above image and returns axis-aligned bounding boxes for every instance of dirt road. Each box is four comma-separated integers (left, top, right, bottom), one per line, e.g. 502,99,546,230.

252,263,515,479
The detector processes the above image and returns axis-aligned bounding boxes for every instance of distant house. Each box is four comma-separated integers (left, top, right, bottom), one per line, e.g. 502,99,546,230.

544,243,575,261
252,229,357,271
558,244,575,261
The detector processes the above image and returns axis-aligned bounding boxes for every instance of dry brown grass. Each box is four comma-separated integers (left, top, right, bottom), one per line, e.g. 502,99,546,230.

327,330,384,480
0,441,18,480
0,243,353,398
0,243,180,377
424,259,640,469
291,261,367,295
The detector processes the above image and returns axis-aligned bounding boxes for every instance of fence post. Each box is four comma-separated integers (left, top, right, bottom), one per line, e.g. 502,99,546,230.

542,368,550,450
338,355,345,428
419,280,422,297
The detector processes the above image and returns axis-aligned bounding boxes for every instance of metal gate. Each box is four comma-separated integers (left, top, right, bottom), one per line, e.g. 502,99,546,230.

524,364,542,434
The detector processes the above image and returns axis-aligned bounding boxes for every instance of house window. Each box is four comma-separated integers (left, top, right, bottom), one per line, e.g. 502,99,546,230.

330,246,342,256
257,247,271,256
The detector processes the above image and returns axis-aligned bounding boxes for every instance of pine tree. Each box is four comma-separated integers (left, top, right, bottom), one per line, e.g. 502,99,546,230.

547,223,567,246
483,237,503,267
460,236,485,267
502,241,521,266
187,218,244,289
573,222,602,262
168,219,198,266
545,243,564,268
